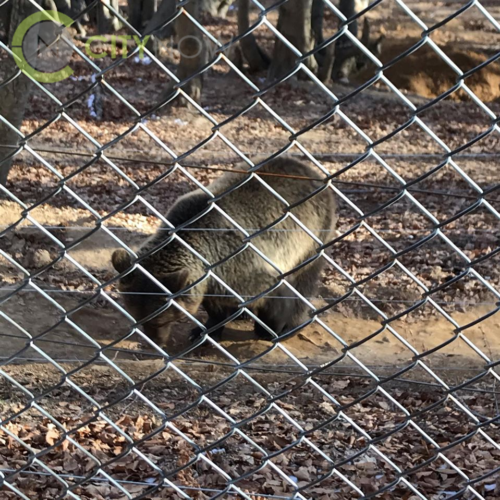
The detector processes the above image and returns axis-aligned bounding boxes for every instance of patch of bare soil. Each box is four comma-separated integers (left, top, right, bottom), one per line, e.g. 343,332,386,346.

1,288,498,371
2,1,500,498
357,40,500,102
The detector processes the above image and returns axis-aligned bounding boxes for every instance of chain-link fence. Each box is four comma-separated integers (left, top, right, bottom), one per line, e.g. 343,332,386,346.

1,0,500,498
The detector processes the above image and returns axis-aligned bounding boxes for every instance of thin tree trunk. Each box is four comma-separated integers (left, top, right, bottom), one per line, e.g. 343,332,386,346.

0,3,13,43
54,0,72,14
156,0,207,109
72,0,89,21
311,0,324,47
0,0,40,186
69,0,88,35
312,0,330,72
341,0,366,37
97,0,121,34
318,42,335,83
142,0,157,29
40,0,87,35
128,0,143,30
200,0,234,17
144,0,176,38
127,0,157,31
332,0,368,81
175,0,206,104
268,0,317,81
237,0,269,72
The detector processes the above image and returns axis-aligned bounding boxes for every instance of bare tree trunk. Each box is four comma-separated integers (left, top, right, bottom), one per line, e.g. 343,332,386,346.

141,0,157,28
143,0,231,25
342,0,367,37
128,0,157,31
54,0,72,13
41,0,84,37
128,0,143,30
237,0,269,72
175,0,207,104
200,0,234,17
72,0,89,20
156,0,207,109
0,2,12,43
97,0,121,34
318,42,335,83
311,0,324,47
268,0,317,81
312,0,331,75
70,0,88,35
142,0,176,57
0,0,40,186
41,0,87,35
331,0,368,81
144,0,176,38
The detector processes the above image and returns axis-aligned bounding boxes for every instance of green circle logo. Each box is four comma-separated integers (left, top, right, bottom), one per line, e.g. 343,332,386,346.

12,10,74,83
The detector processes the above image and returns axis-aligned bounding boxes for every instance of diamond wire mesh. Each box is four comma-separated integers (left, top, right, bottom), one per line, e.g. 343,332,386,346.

0,0,500,498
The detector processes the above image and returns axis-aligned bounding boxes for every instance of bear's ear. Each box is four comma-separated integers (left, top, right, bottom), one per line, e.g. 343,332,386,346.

160,269,190,294
112,249,133,274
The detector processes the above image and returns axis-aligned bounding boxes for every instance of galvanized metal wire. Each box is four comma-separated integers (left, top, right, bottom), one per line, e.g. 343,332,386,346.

1,0,500,499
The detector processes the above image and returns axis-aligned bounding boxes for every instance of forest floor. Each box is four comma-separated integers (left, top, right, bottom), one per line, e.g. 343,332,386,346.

1,0,500,498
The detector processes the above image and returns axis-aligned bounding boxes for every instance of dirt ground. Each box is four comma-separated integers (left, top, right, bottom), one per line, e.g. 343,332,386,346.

1,0,500,498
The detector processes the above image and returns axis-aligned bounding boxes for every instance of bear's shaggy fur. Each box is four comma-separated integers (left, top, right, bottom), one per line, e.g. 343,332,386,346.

112,157,337,345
